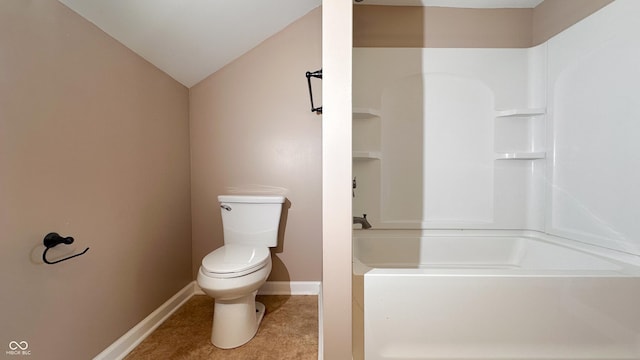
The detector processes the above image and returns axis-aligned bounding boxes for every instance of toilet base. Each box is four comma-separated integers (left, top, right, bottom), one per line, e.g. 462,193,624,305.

255,301,266,329
211,291,266,349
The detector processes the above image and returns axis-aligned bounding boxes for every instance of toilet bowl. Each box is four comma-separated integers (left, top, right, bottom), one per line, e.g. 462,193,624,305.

197,245,272,348
196,195,285,349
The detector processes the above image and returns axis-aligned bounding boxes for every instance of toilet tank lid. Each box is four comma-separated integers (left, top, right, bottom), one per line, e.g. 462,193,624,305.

218,195,285,204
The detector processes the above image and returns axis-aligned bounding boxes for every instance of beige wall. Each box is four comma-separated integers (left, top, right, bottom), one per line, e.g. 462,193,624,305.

354,0,614,48
0,1,191,359
189,8,322,281
532,0,614,45
354,6,532,48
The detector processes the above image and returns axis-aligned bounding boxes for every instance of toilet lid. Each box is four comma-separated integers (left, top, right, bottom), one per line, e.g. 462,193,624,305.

201,244,269,276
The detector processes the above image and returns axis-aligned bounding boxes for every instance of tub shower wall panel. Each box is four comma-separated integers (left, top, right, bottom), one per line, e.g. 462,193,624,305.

353,48,546,230
352,49,421,229
546,0,640,256
420,73,495,224
379,73,425,225
352,160,381,224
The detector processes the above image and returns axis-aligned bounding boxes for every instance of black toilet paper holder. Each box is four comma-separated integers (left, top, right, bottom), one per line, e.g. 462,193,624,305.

42,232,89,265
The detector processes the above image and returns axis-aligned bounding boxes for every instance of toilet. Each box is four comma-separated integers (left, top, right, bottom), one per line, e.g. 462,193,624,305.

197,194,285,349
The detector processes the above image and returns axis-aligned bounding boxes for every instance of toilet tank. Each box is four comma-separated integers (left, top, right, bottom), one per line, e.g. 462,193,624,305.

218,195,285,247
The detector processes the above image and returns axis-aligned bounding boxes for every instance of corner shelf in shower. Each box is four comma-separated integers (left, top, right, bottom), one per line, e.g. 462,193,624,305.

495,151,546,160
353,107,381,119
495,108,546,118
353,151,382,160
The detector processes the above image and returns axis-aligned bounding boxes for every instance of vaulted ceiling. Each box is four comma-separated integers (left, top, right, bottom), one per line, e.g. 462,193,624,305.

58,0,321,87
58,0,544,87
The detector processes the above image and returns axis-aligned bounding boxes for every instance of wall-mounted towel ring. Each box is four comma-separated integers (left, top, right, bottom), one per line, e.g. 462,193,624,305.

42,232,89,265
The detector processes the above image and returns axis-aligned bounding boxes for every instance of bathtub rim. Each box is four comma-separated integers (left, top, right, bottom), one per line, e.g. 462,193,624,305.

352,229,640,276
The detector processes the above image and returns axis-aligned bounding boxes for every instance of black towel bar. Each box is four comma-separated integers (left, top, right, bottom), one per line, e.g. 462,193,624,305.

306,69,322,114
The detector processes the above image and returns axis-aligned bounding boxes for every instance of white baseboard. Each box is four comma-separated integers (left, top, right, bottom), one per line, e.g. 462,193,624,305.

193,280,321,296
95,280,322,360
317,283,324,360
258,281,321,295
93,282,197,360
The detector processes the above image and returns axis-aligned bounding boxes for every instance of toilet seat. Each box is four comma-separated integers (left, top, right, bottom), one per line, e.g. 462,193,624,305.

201,244,270,279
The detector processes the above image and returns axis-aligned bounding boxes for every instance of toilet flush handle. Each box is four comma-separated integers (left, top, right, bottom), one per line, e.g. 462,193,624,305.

220,204,232,211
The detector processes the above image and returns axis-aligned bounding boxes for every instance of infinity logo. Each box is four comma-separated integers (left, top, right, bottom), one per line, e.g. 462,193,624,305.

8,341,28,351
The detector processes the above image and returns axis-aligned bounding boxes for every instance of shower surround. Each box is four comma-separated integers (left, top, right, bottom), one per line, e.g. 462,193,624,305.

352,0,640,358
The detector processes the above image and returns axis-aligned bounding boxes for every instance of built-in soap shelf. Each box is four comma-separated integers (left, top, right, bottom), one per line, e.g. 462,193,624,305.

495,151,546,160
353,107,381,119
353,151,382,160
494,107,546,160
495,108,546,118
353,107,382,161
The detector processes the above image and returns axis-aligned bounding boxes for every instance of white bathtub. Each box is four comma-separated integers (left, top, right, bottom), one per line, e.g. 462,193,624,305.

353,230,640,360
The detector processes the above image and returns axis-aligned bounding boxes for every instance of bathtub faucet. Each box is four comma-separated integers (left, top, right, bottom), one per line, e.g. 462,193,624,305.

353,214,372,229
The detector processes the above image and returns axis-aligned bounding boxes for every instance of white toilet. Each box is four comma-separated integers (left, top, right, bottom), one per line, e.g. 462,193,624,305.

197,194,285,349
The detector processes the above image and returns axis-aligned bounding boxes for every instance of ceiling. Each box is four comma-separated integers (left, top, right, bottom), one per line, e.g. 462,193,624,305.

58,0,544,88
58,0,321,87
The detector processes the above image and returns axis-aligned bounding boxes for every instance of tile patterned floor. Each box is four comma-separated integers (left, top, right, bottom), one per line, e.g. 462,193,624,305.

125,295,318,360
